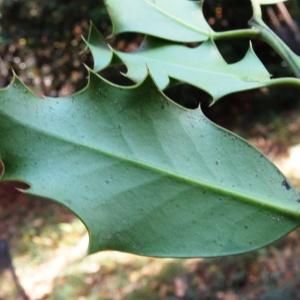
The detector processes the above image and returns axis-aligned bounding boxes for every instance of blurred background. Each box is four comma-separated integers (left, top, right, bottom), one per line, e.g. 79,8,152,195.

0,0,300,299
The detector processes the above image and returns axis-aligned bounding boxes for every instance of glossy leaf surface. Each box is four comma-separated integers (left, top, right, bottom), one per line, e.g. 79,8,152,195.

0,73,299,257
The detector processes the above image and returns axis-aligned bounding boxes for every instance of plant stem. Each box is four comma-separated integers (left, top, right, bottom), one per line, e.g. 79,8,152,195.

269,77,300,88
212,22,300,79
211,0,300,79
250,17,300,78
210,22,300,79
212,28,260,40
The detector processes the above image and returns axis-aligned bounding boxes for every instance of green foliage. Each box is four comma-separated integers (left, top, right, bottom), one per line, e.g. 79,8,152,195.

89,1,300,102
1,0,300,258
87,23,284,101
105,0,211,42
1,73,299,257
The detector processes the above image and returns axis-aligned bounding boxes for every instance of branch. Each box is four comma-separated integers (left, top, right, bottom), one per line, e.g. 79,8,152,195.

250,17,300,78
212,29,260,40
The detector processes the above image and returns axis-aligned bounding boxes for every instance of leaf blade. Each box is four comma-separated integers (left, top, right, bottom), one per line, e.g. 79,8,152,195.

0,73,299,257
105,0,212,42
87,25,272,100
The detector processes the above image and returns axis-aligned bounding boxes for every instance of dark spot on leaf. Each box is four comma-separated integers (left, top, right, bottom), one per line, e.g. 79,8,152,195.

282,179,291,191
297,199,300,203
244,225,248,229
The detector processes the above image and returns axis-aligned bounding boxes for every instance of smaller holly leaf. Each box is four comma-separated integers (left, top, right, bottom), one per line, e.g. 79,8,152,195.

86,24,300,102
113,41,271,102
105,0,212,42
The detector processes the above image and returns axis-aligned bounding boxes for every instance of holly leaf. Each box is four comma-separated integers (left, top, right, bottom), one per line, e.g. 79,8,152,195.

1,72,299,257
85,24,300,102
105,0,212,42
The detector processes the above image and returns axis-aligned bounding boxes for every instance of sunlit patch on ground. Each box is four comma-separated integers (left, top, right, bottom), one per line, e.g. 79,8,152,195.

276,144,300,189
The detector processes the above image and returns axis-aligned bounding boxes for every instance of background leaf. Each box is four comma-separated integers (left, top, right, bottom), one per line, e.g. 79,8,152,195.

105,0,212,42
87,24,300,101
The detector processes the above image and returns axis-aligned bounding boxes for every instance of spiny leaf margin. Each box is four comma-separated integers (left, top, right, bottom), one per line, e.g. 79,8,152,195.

85,23,300,102
0,70,300,258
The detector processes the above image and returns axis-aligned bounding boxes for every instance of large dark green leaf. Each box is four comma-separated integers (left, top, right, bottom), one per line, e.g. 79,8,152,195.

0,72,299,257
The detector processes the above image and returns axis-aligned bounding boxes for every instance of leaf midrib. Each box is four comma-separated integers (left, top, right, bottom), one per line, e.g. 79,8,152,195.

142,0,210,37
117,50,268,83
2,110,299,219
